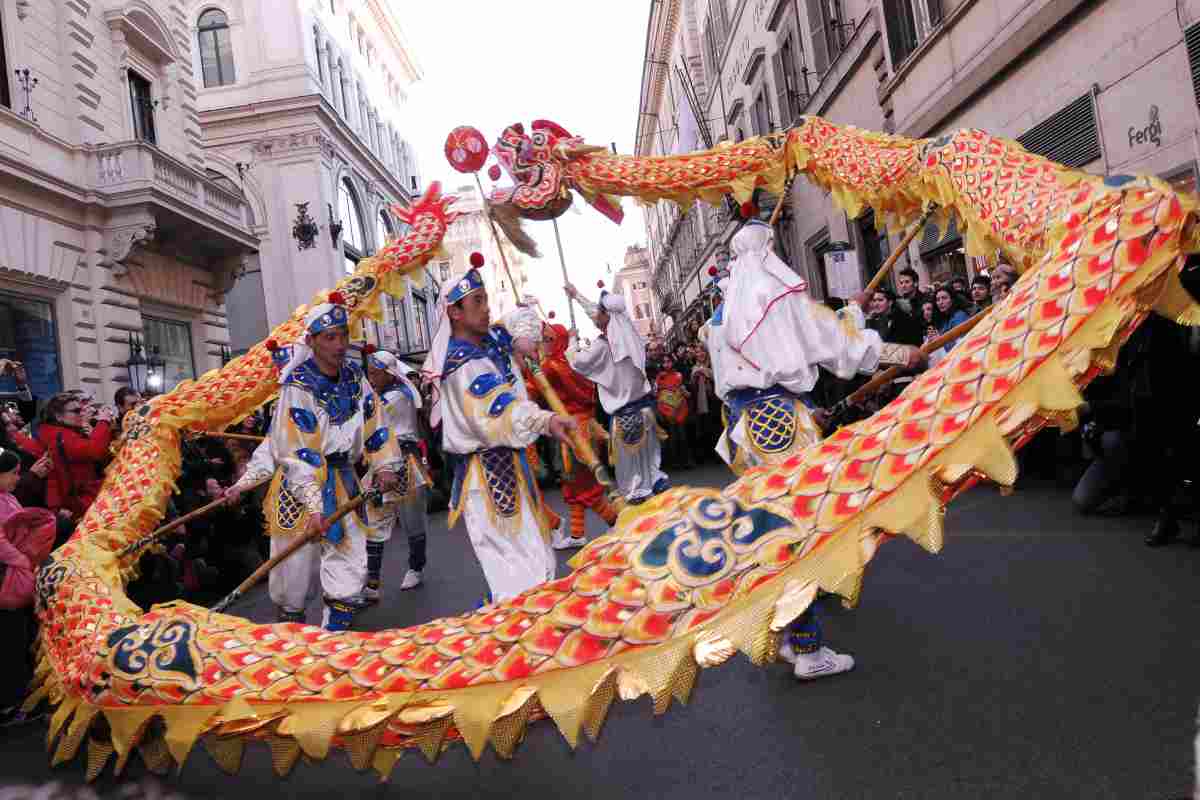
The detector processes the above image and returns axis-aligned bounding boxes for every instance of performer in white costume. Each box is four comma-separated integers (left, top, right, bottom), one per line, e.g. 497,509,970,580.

707,220,923,678
563,283,668,503
363,350,431,599
422,267,576,603
225,294,402,630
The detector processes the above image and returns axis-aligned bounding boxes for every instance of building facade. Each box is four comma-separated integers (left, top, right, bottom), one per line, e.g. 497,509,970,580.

612,245,663,340
192,0,427,359
0,0,259,403
433,183,532,321
638,0,1200,341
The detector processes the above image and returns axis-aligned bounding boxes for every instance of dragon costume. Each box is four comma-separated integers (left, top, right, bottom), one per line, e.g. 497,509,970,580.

25,118,1200,784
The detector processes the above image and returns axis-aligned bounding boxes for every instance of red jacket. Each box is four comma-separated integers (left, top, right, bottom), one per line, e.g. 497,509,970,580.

36,421,112,516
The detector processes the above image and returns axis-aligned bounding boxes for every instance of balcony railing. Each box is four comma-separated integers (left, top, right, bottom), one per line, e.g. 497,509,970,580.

87,141,250,229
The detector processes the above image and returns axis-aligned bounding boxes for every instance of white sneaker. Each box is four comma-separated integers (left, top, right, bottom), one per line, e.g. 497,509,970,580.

777,640,800,664
399,569,422,590
793,646,855,680
362,584,381,603
552,534,586,550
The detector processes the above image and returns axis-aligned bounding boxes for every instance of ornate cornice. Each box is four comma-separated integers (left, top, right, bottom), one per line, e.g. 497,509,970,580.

252,131,337,161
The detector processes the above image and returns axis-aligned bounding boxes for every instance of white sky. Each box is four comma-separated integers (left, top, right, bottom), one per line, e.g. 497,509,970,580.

401,2,652,336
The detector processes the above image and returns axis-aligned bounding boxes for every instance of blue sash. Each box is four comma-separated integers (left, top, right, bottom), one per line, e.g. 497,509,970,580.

322,452,363,544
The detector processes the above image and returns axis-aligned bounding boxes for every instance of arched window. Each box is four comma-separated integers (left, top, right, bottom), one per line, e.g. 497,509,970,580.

339,177,366,274
375,209,393,250
313,26,324,85
197,9,236,88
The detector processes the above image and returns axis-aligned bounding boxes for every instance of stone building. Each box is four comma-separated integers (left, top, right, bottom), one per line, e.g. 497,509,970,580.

637,0,1200,341
612,245,663,340
192,0,426,359
432,183,532,321
0,0,259,402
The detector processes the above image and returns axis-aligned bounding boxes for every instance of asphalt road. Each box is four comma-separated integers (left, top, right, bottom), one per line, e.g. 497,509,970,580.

2,463,1197,799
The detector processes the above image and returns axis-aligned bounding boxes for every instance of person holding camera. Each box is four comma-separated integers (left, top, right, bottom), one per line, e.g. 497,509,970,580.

35,393,114,521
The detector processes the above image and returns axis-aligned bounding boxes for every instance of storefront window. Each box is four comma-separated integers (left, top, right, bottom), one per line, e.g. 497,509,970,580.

0,292,62,400
143,316,195,394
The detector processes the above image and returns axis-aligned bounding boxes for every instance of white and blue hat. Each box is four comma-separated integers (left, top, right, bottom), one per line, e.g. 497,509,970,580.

304,296,349,336
446,268,484,305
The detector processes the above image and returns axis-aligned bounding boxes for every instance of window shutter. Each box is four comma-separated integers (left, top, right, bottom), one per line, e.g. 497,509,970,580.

1016,93,1101,169
926,0,944,26
772,48,792,128
883,0,916,67
1187,22,1200,110
919,215,959,255
806,0,830,75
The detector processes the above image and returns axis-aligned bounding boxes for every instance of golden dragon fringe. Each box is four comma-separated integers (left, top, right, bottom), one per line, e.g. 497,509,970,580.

26,120,1200,783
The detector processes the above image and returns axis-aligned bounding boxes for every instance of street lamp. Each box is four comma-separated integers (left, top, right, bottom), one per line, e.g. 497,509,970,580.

126,332,166,395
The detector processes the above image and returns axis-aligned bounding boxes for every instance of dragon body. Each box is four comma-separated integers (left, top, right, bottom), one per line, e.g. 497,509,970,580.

29,119,1200,782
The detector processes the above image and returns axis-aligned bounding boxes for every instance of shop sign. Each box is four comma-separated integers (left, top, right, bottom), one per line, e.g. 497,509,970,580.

1128,105,1163,149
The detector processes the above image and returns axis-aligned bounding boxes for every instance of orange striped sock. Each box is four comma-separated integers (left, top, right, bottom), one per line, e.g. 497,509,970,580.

592,497,618,526
570,504,587,538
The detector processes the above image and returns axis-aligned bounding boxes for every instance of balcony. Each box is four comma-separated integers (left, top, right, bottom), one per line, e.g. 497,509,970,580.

86,141,257,257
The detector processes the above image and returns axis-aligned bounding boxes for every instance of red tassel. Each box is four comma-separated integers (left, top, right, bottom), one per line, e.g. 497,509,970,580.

328,291,346,306
265,339,279,352
739,201,759,219
364,343,378,354
487,165,502,181
708,266,719,277
548,310,556,319
596,280,605,289
469,252,485,268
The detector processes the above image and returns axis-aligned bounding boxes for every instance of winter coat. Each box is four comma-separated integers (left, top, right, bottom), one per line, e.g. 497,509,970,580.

0,506,56,609
36,421,112,517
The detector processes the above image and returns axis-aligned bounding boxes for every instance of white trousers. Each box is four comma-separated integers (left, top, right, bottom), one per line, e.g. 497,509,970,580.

613,408,667,501
461,487,555,603
268,514,367,612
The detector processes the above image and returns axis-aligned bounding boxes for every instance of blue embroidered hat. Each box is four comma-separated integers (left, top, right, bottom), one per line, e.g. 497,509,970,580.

446,268,484,305
305,295,349,335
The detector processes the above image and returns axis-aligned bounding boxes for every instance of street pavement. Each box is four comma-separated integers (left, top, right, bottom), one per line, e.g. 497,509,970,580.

1,461,1197,799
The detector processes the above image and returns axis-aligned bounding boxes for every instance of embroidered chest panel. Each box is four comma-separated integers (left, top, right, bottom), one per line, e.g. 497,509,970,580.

285,359,363,425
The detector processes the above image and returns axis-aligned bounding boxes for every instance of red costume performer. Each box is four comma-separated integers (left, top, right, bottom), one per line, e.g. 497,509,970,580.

538,324,617,539
519,357,564,537
655,367,690,426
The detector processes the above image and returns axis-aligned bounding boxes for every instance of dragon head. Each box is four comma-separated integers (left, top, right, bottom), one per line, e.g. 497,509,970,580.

487,120,624,251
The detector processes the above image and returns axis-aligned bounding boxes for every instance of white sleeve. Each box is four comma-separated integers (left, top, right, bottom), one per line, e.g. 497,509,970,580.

567,339,609,376
234,440,275,488
451,359,555,449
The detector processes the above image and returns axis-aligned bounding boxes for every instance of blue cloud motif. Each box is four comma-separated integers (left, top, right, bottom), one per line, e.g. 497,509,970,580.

295,448,323,467
488,392,515,417
468,372,504,397
366,427,390,453
364,393,376,420
289,407,318,434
